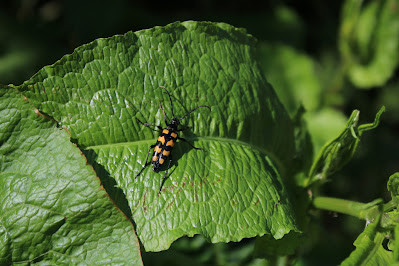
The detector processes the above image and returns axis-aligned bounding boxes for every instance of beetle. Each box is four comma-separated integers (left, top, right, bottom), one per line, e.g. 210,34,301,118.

134,86,211,190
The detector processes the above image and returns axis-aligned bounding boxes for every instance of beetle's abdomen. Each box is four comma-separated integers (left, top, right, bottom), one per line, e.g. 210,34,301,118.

152,128,178,167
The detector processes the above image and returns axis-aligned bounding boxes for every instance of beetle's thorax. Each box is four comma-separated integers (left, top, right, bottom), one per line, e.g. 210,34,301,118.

166,118,179,131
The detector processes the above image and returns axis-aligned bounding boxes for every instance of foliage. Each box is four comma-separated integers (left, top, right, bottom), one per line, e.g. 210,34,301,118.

1,0,399,264
0,87,142,264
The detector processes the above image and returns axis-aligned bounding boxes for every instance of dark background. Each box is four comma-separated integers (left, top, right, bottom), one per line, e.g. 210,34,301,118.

0,0,342,85
2,0,398,265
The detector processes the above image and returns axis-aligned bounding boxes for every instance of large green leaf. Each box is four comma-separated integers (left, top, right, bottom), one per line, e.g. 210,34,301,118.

340,0,399,88
0,86,142,264
17,21,299,251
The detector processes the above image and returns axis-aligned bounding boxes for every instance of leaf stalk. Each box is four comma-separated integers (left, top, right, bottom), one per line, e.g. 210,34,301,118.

313,196,383,222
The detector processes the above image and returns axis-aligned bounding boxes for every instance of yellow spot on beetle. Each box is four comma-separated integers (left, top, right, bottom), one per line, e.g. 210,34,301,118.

162,150,170,157
166,140,175,147
158,136,166,145
171,132,178,138
152,155,158,162
154,146,162,153
163,129,169,134
159,158,165,164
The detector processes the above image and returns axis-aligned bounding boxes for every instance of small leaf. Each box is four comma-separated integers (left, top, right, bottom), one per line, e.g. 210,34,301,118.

393,225,399,261
17,21,300,251
0,87,142,264
388,173,399,199
382,173,399,230
341,212,393,266
380,173,399,263
306,106,385,186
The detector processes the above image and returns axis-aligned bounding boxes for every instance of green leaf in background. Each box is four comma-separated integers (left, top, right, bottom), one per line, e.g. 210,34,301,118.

257,42,321,116
306,106,385,186
340,0,399,88
377,82,399,124
0,86,142,264
0,16,65,85
151,235,258,266
254,231,303,258
16,21,300,251
304,108,348,159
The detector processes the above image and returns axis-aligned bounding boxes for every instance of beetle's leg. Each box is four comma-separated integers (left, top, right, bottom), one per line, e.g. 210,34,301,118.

135,144,156,179
144,144,156,164
134,162,150,179
159,155,172,194
159,103,168,125
178,136,202,150
136,118,163,131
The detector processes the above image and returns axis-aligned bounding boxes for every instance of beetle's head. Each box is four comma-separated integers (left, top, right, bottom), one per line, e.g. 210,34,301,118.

170,118,180,126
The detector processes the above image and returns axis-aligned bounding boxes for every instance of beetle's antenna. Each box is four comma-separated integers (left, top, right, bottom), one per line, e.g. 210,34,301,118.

179,105,211,121
159,86,175,118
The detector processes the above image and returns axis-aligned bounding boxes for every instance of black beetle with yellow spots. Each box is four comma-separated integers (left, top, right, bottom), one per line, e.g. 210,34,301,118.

135,86,211,191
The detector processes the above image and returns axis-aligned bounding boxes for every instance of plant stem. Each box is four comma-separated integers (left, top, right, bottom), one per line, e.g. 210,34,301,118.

313,196,382,221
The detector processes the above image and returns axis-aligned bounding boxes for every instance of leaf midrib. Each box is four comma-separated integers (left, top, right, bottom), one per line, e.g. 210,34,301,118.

85,136,283,173
87,136,261,152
